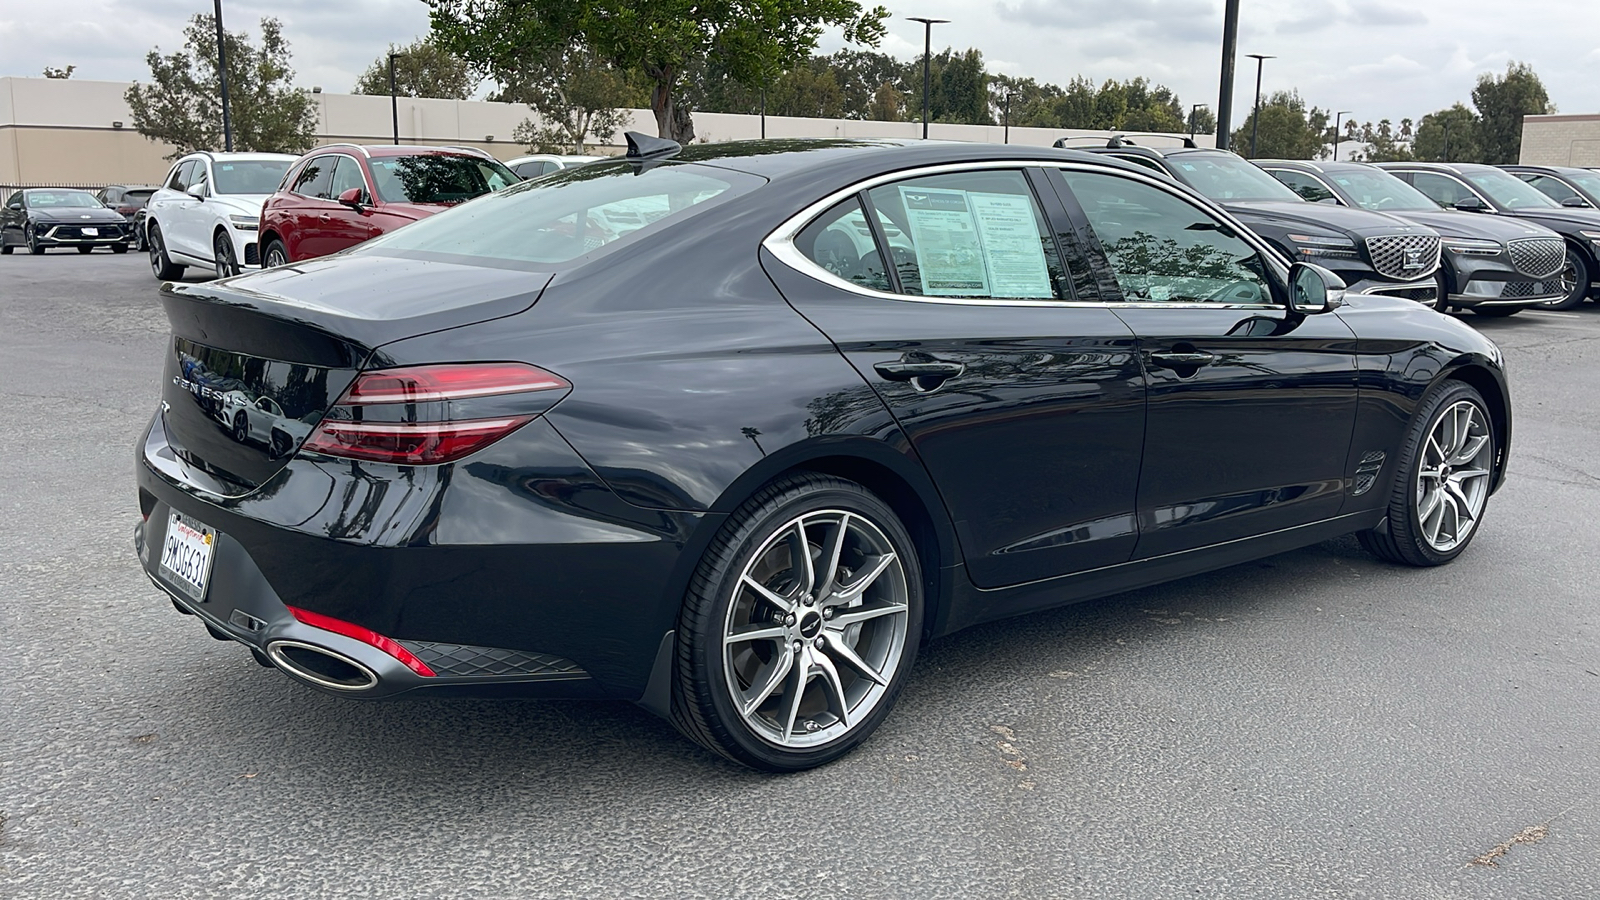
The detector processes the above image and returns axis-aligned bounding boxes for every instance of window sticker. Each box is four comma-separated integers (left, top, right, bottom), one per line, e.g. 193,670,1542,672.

897,186,1052,298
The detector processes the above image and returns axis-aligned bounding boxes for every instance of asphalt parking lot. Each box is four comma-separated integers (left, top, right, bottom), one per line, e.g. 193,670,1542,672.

2,251,1598,899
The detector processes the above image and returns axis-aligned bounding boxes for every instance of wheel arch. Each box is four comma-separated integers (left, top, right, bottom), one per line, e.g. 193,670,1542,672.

1562,236,1597,294
1437,358,1511,493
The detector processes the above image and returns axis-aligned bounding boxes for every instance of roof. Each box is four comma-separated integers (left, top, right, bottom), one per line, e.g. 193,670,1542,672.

641,138,1143,183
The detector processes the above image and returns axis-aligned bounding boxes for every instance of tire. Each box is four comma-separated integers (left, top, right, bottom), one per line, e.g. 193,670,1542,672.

111,243,128,254
232,412,249,444
1473,306,1521,317
1431,271,1452,312
26,225,44,254
77,245,94,255
262,238,288,269
213,231,239,279
1,243,13,255
1359,380,1496,567
673,473,924,771
1543,247,1589,311
147,223,184,280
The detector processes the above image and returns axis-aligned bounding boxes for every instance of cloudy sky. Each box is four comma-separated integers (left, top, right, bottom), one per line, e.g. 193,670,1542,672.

2,0,1595,128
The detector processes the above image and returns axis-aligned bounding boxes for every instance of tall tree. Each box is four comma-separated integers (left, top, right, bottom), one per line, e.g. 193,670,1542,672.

1350,118,1413,162
904,48,991,125
1471,61,1553,164
429,0,888,142
824,50,904,120
497,42,641,152
1229,90,1329,159
1412,103,1481,163
124,15,316,159
42,65,76,79
353,37,476,99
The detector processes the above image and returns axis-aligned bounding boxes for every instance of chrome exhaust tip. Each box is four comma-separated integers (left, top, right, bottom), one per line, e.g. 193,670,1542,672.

266,639,379,691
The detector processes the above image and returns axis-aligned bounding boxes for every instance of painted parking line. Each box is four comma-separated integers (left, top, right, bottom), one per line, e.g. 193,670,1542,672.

1523,311,1583,319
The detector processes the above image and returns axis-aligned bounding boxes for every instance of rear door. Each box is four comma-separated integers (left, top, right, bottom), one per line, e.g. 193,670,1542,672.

1049,165,1359,559
319,155,382,254
764,165,1147,588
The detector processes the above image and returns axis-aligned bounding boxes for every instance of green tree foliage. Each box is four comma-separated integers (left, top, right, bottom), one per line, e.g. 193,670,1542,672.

904,48,991,125
497,42,642,153
823,50,904,121
1412,103,1481,163
1471,61,1553,164
1349,119,1414,162
353,37,476,100
1229,90,1330,159
124,15,316,159
428,0,888,142
1005,76,1191,133
42,65,75,79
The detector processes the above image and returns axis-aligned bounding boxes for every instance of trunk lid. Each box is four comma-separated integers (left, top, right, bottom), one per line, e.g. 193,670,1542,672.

155,254,551,495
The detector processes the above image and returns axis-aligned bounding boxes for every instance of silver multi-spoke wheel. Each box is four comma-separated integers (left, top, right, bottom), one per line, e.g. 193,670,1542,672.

723,509,908,749
1414,400,1492,552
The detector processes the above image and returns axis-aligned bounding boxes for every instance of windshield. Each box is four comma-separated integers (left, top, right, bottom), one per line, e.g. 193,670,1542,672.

1326,168,1439,212
1564,170,1600,199
1463,169,1559,210
27,190,102,209
1166,154,1304,202
355,161,761,265
369,155,520,204
212,160,294,194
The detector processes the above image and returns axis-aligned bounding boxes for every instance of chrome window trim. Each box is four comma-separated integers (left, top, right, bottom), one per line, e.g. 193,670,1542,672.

762,159,1285,311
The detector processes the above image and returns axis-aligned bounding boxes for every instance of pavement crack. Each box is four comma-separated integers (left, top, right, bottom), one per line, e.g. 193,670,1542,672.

1470,824,1549,867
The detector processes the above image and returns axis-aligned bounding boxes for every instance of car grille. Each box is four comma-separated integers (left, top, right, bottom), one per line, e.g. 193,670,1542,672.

1502,277,1562,298
1507,238,1564,277
396,640,589,679
46,224,124,239
1365,234,1441,279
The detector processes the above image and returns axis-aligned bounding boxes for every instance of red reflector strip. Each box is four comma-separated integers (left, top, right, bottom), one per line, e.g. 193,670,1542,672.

286,606,435,676
300,415,533,465
344,363,569,405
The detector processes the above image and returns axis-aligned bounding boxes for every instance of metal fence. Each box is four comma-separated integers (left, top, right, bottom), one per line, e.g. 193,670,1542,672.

1,183,118,198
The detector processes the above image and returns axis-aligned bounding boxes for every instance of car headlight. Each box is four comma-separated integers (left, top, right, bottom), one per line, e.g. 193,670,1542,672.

1286,233,1359,259
229,214,258,231
1441,238,1502,255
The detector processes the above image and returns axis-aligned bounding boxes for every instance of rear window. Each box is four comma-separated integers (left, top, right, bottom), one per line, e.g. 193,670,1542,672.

355,161,762,266
368,155,519,204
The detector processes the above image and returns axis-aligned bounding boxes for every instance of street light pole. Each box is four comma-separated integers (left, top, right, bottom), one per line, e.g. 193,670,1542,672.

907,16,948,140
1333,110,1352,160
389,52,399,145
213,0,233,151
1003,91,1012,144
1246,53,1274,158
1215,0,1240,151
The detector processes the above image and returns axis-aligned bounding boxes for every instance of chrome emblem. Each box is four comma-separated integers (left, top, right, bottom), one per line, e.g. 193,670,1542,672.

1403,248,1424,270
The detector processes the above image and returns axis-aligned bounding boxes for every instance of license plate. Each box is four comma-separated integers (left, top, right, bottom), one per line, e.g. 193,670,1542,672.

82,227,98,236
159,511,217,601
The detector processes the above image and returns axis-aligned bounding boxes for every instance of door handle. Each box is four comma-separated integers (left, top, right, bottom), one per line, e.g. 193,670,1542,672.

873,358,964,392
1149,349,1216,369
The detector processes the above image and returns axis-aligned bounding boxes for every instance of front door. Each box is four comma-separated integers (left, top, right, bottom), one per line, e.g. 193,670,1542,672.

765,166,1147,588
1050,166,1359,559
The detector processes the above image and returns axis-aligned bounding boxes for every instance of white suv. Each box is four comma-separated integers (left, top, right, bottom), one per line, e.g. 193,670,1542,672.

145,151,298,280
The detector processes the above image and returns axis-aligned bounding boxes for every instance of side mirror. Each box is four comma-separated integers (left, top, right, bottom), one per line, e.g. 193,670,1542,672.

1453,196,1489,212
6,202,20,211
185,182,208,200
1316,196,1342,205
336,187,367,211
1560,196,1591,208
1288,262,1346,314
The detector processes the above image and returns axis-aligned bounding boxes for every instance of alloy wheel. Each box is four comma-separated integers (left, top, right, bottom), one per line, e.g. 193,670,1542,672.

26,225,42,254
214,233,237,279
1414,400,1493,552
721,509,909,749
149,229,164,276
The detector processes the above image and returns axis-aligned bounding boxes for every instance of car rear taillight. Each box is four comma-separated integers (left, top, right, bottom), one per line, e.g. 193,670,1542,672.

286,605,435,676
117,206,137,215
300,363,570,465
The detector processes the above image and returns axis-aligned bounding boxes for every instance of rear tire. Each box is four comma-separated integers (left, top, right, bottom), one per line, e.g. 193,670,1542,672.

148,224,185,280
1543,247,1589,310
1359,380,1496,567
673,473,923,771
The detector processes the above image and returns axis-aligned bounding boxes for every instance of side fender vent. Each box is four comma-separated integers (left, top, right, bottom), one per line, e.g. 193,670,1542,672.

1352,450,1386,496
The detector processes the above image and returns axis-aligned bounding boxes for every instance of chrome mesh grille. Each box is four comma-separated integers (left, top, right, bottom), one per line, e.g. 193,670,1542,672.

1507,238,1564,277
1502,277,1562,298
1365,234,1441,278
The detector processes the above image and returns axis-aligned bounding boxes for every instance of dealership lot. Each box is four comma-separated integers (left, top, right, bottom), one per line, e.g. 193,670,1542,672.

3,253,1599,897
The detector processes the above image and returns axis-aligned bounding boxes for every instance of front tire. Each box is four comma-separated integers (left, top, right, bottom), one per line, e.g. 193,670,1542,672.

110,243,128,254
262,238,288,269
77,245,94,255
1359,381,1496,566
673,474,923,771
148,224,185,280
26,225,44,254
213,231,239,279
1544,247,1589,311
1473,306,1521,318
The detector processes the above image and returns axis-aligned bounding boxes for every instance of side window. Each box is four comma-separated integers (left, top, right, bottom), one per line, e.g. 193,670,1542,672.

512,162,543,179
794,198,891,292
1270,169,1337,203
1409,173,1470,208
190,162,210,192
863,169,1065,300
292,156,336,199
1057,169,1274,305
329,156,368,200
167,162,194,192
1113,154,1168,175
1522,174,1579,204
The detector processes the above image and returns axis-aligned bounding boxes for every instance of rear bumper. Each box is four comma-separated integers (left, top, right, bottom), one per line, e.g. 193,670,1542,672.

135,412,707,701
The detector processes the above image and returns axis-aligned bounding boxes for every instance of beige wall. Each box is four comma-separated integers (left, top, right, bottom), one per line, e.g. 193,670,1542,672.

1,75,1215,187
1520,114,1600,166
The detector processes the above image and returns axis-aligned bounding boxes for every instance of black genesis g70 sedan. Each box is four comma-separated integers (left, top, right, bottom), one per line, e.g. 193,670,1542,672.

135,136,1511,771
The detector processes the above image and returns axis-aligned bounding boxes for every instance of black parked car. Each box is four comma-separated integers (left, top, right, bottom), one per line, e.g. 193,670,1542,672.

96,184,162,251
135,137,1510,771
1377,162,1600,310
1,188,131,254
1499,165,1600,210
1259,160,1565,316
1066,137,1444,303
